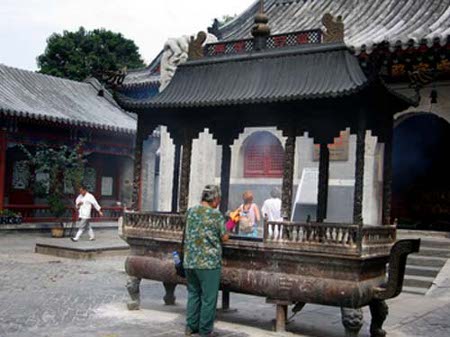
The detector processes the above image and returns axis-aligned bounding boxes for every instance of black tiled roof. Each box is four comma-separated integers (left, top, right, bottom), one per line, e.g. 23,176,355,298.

0,64,136,133
117,44,369,110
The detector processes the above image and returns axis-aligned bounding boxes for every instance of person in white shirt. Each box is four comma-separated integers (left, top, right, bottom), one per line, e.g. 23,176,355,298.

71,185,103,242
261,187,283,238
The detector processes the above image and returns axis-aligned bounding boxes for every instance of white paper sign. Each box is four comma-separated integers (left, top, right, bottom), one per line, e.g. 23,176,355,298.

101,177,113,196
294,168,318,205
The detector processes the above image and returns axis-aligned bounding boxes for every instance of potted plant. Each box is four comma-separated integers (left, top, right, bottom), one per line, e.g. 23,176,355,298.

0,209,22,225
48,194,67,238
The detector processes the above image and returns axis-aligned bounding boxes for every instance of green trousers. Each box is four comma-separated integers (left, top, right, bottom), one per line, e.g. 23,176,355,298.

186,268,221,335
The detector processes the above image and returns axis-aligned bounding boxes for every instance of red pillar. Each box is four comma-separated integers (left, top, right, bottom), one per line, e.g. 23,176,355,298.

0,129,7,210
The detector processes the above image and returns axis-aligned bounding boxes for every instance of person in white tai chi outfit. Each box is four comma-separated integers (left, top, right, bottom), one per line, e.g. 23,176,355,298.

71,185,103,242
261,187,283,238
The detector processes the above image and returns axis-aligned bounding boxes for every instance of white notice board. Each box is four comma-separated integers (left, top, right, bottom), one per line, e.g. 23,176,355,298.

294,168,318,206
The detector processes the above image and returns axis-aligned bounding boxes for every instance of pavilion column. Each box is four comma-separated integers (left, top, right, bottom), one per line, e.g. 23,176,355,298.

171,144,182,212
220,142,233,312
219,142,232,312
132,123,146,211
179,136,193,213
220,144,232,214
353,128,366,225
281,132,296,220
316,143,330,223
382,129,393,226
0,129,6,210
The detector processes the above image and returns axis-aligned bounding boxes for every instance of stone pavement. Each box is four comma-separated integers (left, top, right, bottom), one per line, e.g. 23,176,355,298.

0,231,449,337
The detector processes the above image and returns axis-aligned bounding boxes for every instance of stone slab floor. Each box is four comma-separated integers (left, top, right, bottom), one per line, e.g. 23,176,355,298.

0,231,449,337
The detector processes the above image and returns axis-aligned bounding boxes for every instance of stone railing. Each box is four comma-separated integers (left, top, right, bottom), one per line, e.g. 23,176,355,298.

361,225,397,256
264,221,360,255
123,212,395,256
265,221,358,246
5,204,123,223
264,221,396,256
362,225,396,244
123,212,185,239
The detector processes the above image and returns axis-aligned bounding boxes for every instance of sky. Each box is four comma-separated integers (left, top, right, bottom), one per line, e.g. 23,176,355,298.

0,0,252,71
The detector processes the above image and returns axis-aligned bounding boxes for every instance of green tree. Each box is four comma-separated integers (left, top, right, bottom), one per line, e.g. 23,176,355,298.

20,142,86,219
37,27,145,81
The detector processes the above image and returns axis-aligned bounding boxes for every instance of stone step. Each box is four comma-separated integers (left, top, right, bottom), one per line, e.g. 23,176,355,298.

406,265,441,278
419,240,450,250
415,247,450,258
402,286,428,296
398,229,450,239
407,255,447,268
403,275,435,289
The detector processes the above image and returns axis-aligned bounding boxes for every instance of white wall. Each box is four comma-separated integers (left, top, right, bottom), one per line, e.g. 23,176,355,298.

157,126,174,211
188,130,218,207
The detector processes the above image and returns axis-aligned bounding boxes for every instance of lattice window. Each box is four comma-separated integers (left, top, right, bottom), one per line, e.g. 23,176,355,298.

12,161,30,190
244,133,284,178
83,168,96,192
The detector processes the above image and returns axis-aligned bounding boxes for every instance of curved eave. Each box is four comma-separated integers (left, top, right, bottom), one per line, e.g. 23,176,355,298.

380,82,420,111
118,79,160,91
0,107,136,135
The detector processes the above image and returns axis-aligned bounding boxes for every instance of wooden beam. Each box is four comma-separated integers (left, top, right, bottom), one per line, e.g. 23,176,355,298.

131,121,155,211
353,128,365,226
171,144,181,212
281,133,296,219
132,126,145,211
317,143,330,222
178,137,193,213
382,131,393,226
220,144,232,214
0,129,6,210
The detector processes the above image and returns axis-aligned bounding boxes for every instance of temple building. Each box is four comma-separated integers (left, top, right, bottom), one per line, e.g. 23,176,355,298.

0,64,159,222
117,0,450,231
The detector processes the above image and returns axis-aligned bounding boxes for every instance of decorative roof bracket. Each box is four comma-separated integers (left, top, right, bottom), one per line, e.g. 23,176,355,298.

322,13,344,43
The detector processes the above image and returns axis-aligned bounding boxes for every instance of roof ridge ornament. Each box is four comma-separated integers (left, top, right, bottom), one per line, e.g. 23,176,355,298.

322,13,344,43
252,0,271,50
188,32,207,61
160,32,218,92
95,66,127,87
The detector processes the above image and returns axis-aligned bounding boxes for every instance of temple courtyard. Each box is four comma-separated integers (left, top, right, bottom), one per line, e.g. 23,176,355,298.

0,230,448,337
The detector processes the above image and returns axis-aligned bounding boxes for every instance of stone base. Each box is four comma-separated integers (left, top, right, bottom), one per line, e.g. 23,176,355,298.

35,239,129,260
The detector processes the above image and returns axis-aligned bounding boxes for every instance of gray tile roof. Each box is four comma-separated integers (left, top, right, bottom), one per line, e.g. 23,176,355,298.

220,0,450,48
116,44,370,110
122,52,162,87
123,70,160,87
122,0,450,88
0,64,136,133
